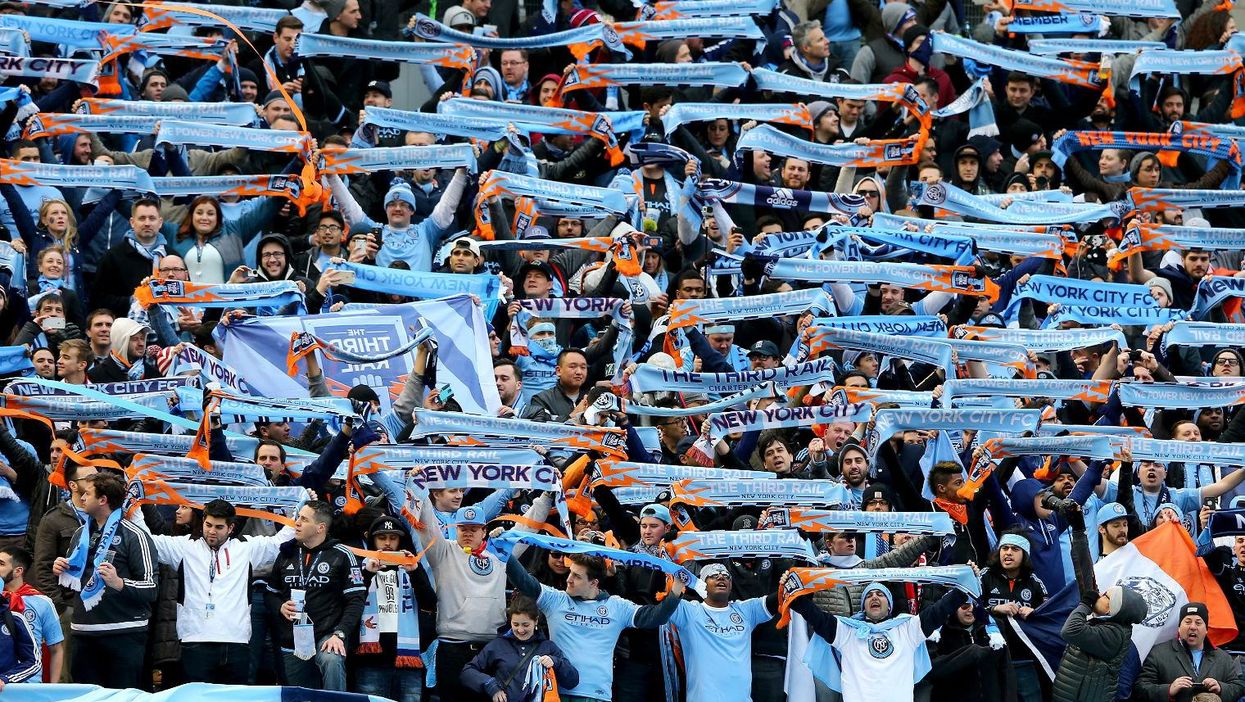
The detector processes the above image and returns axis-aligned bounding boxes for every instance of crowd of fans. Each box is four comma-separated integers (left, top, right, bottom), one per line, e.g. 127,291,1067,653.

0,0,1244,701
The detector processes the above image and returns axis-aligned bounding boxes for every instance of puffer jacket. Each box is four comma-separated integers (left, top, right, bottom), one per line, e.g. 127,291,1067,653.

1051,587,1147,702
811,534,937,616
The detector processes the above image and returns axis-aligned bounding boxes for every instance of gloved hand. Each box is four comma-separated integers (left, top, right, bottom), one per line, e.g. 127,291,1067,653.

927,628,942,644
1081,589,1100,609
988,631,1006,650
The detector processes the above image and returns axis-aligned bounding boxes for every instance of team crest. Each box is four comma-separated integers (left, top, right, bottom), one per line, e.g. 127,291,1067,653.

1117,576,1177,628
867,633,894,659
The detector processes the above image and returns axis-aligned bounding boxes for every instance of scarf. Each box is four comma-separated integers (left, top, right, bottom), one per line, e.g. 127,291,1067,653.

363,106,510,143
479,170,631,237
868,408,1042,459
845,225,976,265
0,159,155,193
351,445,544,474
1130,187,1245,211
931,77,998,137
58,507,124,611
827,387,935,408
0,12,125,47
629,356,837,395
1045,304,1187,326
167,343,262,396
1208,509,1245,538
320,144,476,176
3,582,40,615
1,392,173,422
154,121,310,156
134,278,302,311
326,261,501,317
0,347,31,376
1028,38,1166,54
523,656,560,702
125,231,168,264
804,326,954,376
1115,222,1245,267
941,338,1035,378
952,324,1126,352
1009,0,1177,15
626,384,779,417
942,378,1113,406
981,435,1117,461
79,97,259,126
613,17,764,48
758,257,1000,300
738,124,925,168
670,479,853,513
1126,437,1245,464
286,326,433,375
560,62,748,94
128,480,309,526
410,14,626,60
487,530,704,594
126,453,270,487
408,409,627,458
1013,274,1157,307
594,461,768,491
0,55,99,84
357,567,421,667
150,175,307,208
1052,130,1242,189
872,213,1070,259
441,99,641,166
10,376,197,430
706,402,872,442
762,508,955,536
1004,13,1108,34
776,565,980,627
1192,275,1245,319
698,178,867,216
1128,49,1243,100
667,529,818,563
751,69,928,122
1163,321,1245,352
403,463,559,493
661,103,810,137
912,181,1122,224
648,0,779,18
1118,381,1245,408
666,287,832,334
813,315,946,338
296,32,474,71
26,113,163,139
930,31,1108,90
210,392,355,425
509,297,631,380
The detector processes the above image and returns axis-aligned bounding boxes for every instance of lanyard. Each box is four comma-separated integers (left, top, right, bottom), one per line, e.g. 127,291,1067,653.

207,545,230,598
297,548,325,589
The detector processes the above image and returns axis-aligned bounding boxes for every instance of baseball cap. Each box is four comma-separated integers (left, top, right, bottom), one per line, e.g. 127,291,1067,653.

369,515,405,537
453,505,486,526
452,237,483,257
747,340,780,358
443,5,475,27
640,503,672,524
365,80,392,99
525,224,550,240
518,259,554,281
1094,502,1128,529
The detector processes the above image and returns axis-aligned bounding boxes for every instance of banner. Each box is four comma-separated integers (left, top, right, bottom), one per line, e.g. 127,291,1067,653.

667,529,818,563
661,103,811,136
670,479,854,508
943,378,1114,406
126,453,270,487
706,402,872,442
629,357,838,394
0,55,98,84
320,144,476,176
408,409,626,458
868,408,1043,458
737,124,924,168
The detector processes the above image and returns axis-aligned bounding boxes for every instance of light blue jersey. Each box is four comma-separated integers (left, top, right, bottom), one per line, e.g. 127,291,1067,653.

537,586,639,700
670,597,772,702
16,592,61,683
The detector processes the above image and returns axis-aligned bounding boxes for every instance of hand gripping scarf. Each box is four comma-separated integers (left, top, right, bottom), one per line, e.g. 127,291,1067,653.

286,326,433,376
760,508,956,536
320,144,476,176
930,32,1108,90
930,77,999,138
0,159,154,193
706,402,872,442
1118,380,1245,408
1113,221,1245,267
1128,50,1245,116
912,181,1122,224
59,505,123,611
661,103,811,137
134,279,303,312
628,357,838,395
1052,130,1243,189
802,326,954,376
1163,321,1245,352
981,435,1118,461
440,99,641,166
950,324,1126,352
867,408,1043,460
943,378,1114,406
408,409,627,458
667,529,818,563
1192,275,1245,319
737,124,926,168
487,530,704,596
295,33,474,70
871,213,1071,259
126,453,270,487
775,565,980,627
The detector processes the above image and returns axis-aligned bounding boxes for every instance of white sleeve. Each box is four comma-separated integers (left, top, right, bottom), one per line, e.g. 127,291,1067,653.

248,525,296,569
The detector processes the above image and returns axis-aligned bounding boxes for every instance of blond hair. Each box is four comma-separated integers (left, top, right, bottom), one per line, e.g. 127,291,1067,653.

38,199,78,251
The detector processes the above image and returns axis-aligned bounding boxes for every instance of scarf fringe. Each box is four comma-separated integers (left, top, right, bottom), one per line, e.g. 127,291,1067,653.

395,655,424,669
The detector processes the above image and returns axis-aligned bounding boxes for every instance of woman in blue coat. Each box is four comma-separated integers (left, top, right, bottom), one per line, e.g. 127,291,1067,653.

462,595,579,702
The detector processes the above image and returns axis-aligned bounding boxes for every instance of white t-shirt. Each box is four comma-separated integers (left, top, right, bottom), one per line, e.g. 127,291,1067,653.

832,615,925,702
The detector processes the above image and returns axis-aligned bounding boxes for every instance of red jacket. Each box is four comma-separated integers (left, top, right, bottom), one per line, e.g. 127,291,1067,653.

883,63,957,111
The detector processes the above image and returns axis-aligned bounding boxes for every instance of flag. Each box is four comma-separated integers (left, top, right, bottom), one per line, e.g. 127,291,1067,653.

216,295,500,415
1011,523,1238,686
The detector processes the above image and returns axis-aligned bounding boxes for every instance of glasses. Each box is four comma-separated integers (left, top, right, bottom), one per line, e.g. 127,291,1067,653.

1217,358,1241,367
316,224,343,232
500,59,527,66
858,190,880,198
261,251,286,260
865,498,890,507
159,266,188,274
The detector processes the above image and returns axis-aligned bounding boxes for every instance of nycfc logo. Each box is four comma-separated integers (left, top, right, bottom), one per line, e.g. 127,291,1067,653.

1020,588,1032,601
334,495,347,508
469,555,494,576
1079,13,1096,25
415,17,442,37
317,562,331,574
759,558,773,571
462,508,479,522
867,633,894,659
150,279,185,297
21,609,35,624
1118,576,1177,628
730,612,744,624
884,143,903,161
597,605,609,617
951,271,971,288
111,535,122,547
923,183,947,205
601,24,620,45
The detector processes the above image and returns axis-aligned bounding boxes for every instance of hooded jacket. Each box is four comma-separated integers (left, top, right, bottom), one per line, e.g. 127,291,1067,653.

87,317,155,383
461,627,579,700
253,233,324,313
1052,586,1148,702
1009,478,1076,590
